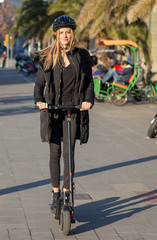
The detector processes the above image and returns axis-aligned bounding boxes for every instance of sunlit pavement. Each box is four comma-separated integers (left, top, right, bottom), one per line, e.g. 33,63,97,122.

0,69,157,239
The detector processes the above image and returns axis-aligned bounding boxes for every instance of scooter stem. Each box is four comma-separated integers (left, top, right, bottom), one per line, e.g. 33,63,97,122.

67,111,72,197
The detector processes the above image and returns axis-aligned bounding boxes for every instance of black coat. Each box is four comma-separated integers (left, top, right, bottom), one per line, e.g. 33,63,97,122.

34,47,94,144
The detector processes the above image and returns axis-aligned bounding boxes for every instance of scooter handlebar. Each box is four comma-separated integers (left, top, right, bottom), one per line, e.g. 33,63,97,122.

34,104,82,111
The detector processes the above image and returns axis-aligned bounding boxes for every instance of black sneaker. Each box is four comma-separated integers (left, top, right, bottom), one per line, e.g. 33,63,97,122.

50,191,60,215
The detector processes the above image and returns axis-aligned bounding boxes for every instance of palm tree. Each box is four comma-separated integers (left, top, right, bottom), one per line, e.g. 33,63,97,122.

78,0,152,62
11,0,61,48
12,0,87,49
47,0,86,21
78,0,129,38
127,0,157,65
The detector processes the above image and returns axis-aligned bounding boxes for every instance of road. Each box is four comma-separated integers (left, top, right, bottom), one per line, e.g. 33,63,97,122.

0,69,157,240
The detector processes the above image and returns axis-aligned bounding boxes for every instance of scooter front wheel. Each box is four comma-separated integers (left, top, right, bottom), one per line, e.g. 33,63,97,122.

60,208,71,236
147,114,157,138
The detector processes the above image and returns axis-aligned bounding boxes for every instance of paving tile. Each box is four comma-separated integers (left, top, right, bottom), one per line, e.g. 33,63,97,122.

140,234,157,240
0,230,9,240
118,232,143,240
8,228,31,240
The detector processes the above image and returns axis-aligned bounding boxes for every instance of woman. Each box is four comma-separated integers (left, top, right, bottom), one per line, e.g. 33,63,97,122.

34,15,94,219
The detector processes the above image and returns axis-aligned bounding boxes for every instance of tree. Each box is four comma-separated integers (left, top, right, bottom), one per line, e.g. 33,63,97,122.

0,0,16,39
11,0,86,48
10,0,155,62
126,0,157,67
78,0,127,38
11,0,57,48
47,0,86,21
77,0,152,62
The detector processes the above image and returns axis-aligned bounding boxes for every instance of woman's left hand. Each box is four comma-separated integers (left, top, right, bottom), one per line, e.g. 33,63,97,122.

80,101,92,111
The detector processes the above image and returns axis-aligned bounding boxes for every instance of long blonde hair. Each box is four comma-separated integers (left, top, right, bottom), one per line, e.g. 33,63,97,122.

38,29,84,70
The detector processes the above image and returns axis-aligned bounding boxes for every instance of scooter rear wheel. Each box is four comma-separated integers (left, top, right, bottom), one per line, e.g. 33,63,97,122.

60,208,71,236
147,115,157,138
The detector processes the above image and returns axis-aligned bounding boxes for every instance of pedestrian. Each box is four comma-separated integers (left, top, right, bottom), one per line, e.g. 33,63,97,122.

2,51,7,68
34,15,94,220
105,54,116,70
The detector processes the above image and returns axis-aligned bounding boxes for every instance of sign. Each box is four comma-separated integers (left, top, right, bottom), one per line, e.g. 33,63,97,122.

4,34,9,47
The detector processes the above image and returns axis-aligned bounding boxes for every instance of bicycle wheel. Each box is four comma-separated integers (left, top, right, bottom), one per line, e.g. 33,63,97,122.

110,89,128,106
60,208,71,236
95,95,105,102
133,90,145,102
147,115,157,138
148,88,157,103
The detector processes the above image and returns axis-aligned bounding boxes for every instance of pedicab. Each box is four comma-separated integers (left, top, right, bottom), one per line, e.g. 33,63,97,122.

92,46,125,102
93,39,157,106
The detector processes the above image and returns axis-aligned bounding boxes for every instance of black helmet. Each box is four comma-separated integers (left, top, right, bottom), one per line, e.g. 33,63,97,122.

53,15,76,32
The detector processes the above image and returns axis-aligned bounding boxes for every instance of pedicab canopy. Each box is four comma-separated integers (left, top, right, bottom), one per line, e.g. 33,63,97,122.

99,39,138,48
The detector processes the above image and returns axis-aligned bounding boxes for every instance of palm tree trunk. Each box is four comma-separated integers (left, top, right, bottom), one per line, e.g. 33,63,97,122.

150,5,157,71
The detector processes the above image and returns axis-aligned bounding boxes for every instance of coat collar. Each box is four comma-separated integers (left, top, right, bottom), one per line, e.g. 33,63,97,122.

65,47,76,56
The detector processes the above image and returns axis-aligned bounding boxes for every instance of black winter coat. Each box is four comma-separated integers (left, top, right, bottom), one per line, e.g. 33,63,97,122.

34,47,94,144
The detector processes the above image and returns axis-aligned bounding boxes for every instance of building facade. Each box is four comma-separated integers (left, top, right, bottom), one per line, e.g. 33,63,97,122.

10,0,21,7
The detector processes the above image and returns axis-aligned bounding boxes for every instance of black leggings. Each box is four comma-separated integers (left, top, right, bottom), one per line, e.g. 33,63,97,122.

49,114,78,189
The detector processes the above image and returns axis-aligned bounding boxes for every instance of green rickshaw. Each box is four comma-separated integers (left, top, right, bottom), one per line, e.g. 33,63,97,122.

93,39,157,106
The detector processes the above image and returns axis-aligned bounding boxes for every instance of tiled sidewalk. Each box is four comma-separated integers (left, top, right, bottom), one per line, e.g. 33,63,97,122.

0,69,157,239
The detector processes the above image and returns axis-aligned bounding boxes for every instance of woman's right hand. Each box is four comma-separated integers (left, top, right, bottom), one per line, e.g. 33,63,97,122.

36,102,48,110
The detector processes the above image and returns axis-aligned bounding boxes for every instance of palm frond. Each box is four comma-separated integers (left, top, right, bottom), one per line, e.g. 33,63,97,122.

43,26,54,45
78,0,103,31
47,1,66,15
127,0,157,23
89,13,105,38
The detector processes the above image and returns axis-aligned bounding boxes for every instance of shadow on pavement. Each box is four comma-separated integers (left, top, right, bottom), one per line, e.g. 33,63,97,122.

0,95,33,105
73,192,157,234
0,155,157,196
0,69,35,85
0,95,36,116
74,155,157,178
0,106,36,116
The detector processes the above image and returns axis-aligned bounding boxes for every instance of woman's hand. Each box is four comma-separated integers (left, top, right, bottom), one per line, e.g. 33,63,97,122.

37,102,48,110
80,101,92,111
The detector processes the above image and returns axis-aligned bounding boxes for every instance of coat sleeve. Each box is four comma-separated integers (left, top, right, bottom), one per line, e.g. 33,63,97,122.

34,67,46,104
82,53,95,105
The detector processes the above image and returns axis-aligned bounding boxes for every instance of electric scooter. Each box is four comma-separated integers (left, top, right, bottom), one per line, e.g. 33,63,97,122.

37,105,80,235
